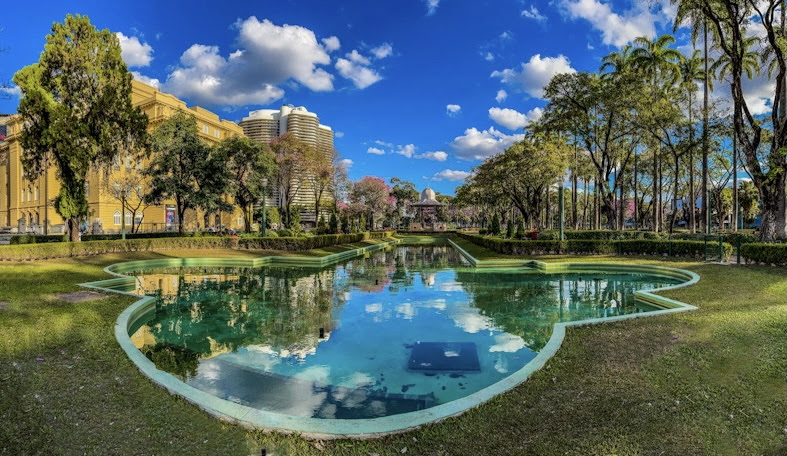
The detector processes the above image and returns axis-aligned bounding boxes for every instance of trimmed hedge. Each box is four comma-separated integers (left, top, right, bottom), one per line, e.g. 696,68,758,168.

456,232,733,260
740,243,787,266
0,231,397,261
9,234,67,244
538,230,664,240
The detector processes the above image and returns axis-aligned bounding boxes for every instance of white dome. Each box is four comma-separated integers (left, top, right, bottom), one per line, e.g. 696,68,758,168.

420,188,436,201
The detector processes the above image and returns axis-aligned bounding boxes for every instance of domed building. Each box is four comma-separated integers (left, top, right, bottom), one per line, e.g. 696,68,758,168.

410,188,445,231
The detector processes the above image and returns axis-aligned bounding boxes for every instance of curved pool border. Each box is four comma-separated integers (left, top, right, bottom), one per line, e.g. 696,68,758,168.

81,237,699,440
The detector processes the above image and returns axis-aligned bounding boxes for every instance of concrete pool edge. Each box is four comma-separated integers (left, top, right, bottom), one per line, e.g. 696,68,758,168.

82,237,699,440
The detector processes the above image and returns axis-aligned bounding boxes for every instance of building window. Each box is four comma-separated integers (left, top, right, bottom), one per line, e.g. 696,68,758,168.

21,189,25,202
34,187,39,201
202,125,209,134
113,155,120,170
237,216,243,227
125,212,132,226
85,181,90,197
113,211,121,226
124,154,131,171
134,212,143,225
214,129,220,139
136,158,143,171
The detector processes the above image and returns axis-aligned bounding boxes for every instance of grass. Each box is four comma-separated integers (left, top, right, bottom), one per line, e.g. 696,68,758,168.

1,240,785,455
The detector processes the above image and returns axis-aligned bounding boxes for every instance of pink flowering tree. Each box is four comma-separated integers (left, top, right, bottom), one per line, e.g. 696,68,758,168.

350,176,394,230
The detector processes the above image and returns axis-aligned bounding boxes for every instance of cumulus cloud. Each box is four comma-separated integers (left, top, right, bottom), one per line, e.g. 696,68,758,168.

484,52,495,62
450,126,525,161
131,71,161,88
559,0,663,47
335,49,383,89
495,89,507,103
339,158,353,168
367,147,386,155
0,85,21,97
396,144,417,158
425,0,440,15
371,43,393,59
491,54,576,99
522,6,547,22
374,139,393,147
116,32,153,68
431,169,472,182
488,107,543,130
499,31,513,40
415,151,448,161
160,17,337,106
334,131,345,138
321,36,341,52
446,104,462,116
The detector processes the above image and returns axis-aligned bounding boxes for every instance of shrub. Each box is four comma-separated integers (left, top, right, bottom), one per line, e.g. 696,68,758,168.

740,243,787,266
277,229,293,237
515,219,525,239
263,231,279,237
505,219,514,239
9,234,66,244
328,212,338,234
490,214,501,236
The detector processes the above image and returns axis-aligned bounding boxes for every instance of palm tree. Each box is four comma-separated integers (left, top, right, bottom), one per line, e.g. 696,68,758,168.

678,50,708,233
631,34,682,232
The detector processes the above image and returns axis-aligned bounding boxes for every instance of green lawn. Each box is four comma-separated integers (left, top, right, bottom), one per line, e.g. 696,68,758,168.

0,241,784,455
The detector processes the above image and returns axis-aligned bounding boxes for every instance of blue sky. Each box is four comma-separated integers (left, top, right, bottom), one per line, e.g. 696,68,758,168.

0,1,772,194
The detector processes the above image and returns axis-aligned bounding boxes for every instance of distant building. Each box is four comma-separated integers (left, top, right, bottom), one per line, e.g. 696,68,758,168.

0,80,246,234
240,106,335,223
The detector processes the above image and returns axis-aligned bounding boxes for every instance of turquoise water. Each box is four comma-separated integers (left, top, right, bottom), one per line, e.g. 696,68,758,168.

128,245,680,419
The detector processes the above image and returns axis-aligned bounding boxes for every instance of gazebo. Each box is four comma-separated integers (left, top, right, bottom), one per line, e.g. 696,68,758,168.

409,188,445,231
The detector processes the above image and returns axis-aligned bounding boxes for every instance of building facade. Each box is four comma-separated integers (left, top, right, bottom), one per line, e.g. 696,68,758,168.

239,106,335,223
0,80,247,234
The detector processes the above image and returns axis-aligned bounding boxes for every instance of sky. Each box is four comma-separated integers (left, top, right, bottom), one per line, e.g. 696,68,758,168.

0,0,774,195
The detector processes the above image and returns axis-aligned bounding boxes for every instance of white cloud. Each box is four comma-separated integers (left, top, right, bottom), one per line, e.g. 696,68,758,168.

116,32,153,68
334,131,345,138
484,52,495,62
415,151,448,161
335,49,383,89
346,49,371,65
371,43,393,59
488,107,543,130
161,17,335,106
339,158,353,168
374,140,393,147
131,71,161,89
450,126,525,161
495,89,508,103
491,54,576,99
396,144,416,158
0,85,21,97
431,169,472,182
559,0,662,47
446,104,462,116
322,36,341,52
522,6,547,22
367,147,386,155
499,31,513,41
425,0,440,15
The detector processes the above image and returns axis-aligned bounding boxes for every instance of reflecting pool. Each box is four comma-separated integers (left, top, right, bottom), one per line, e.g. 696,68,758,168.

127,245,680,419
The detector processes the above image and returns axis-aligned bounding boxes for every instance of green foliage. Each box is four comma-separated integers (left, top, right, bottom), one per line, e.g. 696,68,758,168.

515,219,525,239
145,112,228,235
506,219,514,238
265,207,280,229
215,135,276,233
738,181,760,225
276,229,293,237
490,213,501,235
8,235,66,244
740,243,787,266
13,14,148,241
457,232,732,260
328,212,339,234
286,205,302,231
340,212,350,234
538,230,665,240
316,215,328,234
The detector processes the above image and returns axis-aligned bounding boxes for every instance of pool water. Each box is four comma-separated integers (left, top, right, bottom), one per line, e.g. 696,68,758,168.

127,245,680,419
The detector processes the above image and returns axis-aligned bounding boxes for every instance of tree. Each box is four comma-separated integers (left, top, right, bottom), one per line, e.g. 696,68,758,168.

349,176,393,230
682,0,786,240
738,180,760,225
490,213,501,235
13,14,147,241
103,173,150,233
390,177,419,228
215,135,276,233
270,133,310,229
506,218,514,238
303,145,334,224
145,112,226,235
328,211,338,234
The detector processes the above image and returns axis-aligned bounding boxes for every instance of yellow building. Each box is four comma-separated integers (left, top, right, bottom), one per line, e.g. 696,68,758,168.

0,80,248,234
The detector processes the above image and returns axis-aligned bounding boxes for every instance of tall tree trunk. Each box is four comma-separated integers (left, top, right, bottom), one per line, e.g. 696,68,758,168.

633,150,638,229
653,151,659,232
177,199,185,236
68,217,80,242
702,18,710,234
688,90,696,234
732,132,738,231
